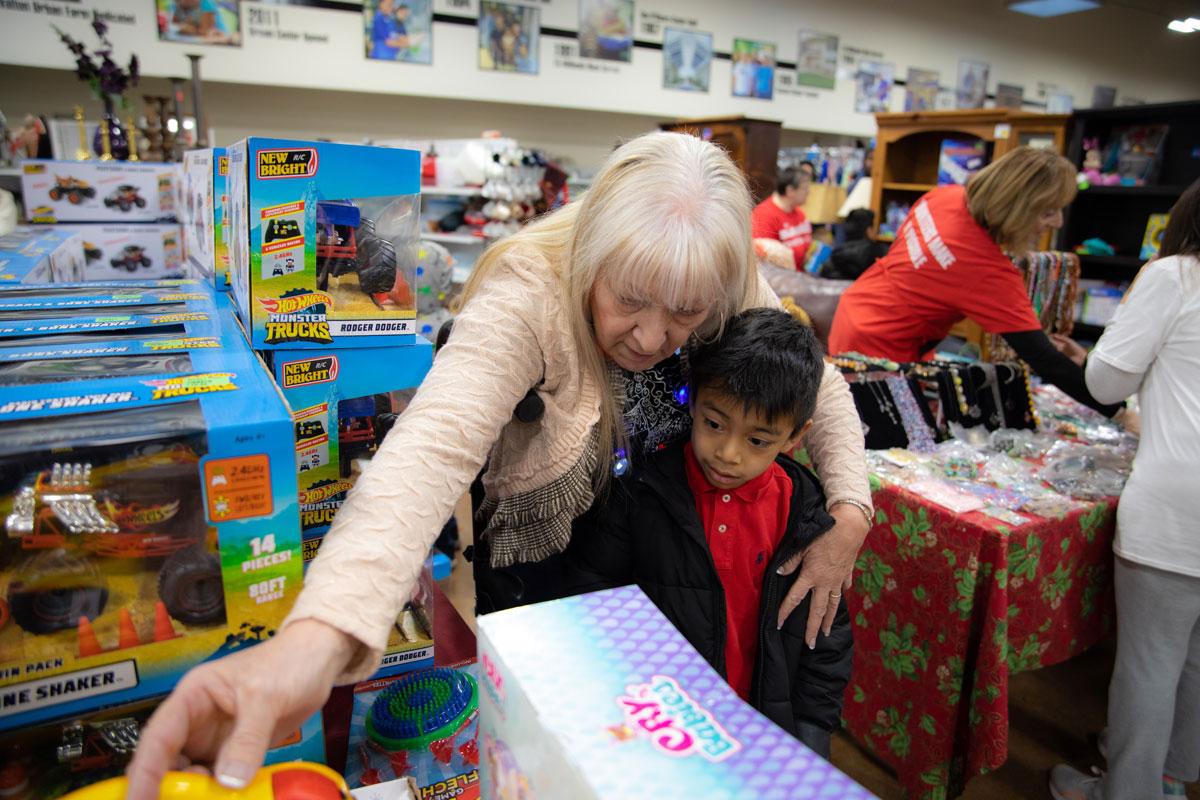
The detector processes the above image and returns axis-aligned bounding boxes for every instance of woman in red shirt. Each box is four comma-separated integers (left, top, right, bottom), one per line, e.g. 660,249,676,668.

829,146,1122,416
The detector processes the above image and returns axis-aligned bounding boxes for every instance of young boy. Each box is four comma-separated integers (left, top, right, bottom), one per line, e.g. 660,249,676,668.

567,307,853,758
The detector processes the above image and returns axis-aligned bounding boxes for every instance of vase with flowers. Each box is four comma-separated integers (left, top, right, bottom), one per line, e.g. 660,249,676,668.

56,14,140,160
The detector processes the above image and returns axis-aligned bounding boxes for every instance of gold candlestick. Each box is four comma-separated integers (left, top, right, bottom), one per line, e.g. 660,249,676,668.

73,105,90,161
126,113,139,161
98,118,113,161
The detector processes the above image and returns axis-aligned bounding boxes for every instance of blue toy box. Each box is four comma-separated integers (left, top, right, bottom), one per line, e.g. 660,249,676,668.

183,148,231,291
0,227,86,285
226,138,421,349
20,160,180,224
0,300,304,731
477,586,876,800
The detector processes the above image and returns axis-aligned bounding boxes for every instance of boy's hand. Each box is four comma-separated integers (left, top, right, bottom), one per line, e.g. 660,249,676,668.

776,504,869,646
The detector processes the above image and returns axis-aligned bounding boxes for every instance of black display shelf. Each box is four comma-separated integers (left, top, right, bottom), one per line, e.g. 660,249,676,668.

1076,184,1189,197
1072,322,1107,341
1075,253,1144,270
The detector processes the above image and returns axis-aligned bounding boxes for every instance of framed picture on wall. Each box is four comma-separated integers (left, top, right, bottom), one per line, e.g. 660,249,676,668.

956,59,989,109
731,38,776,100
796,30,838,89
662,28,712,92
364,0,432,64
995,83,1024,109
854,60,894,113
155,0,241,45
578,0,633,62
905,67,939,111
479,2,540,74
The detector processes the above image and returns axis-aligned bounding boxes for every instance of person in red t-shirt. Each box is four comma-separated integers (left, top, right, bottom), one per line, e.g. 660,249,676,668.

752,165,813,268
566,309,854,759
829,146,1126,418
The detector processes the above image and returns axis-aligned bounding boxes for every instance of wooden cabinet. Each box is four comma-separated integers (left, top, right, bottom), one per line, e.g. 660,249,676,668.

659,116,782,203
870,109,1069,236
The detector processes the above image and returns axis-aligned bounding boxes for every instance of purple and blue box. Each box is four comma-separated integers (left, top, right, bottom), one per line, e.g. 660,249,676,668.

477,585,876,799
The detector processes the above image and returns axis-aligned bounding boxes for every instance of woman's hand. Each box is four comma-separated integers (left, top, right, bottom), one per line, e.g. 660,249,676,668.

1050,333,1089,367
125,619,358,800
775,503,870,647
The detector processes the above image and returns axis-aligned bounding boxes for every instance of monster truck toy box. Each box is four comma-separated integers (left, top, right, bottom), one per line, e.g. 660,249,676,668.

58,224,186,281
227,138,420,349
262,341,431,552
0,340,304,731
183,148,231,291
21,160,180,223
0,227,85,284
477,585,877,800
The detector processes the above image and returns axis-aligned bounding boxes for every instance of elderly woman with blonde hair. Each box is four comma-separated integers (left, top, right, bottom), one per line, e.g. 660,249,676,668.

125,132,874,798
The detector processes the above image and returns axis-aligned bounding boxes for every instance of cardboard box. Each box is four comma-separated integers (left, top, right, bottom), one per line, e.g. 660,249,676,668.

477,586,876,799
21,160,180,224
0,227,85,284
58,224,186,281
262,343,431,549
343,665,479,799
227,138,420,349
0,296,304,730
183,149,231,291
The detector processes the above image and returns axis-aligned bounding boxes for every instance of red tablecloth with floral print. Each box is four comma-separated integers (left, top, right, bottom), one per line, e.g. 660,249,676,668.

842,478,1116,799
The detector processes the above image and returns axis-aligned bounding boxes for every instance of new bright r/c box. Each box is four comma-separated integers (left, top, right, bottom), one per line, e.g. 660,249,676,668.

227,137,421,349
0,287,303,731
477,586,878,800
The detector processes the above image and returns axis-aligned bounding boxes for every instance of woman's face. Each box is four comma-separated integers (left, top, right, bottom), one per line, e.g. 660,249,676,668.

590,281,709,372
1036,207,1065,236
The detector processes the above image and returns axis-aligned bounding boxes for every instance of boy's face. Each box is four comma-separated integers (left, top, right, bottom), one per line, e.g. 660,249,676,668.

690,387,810,490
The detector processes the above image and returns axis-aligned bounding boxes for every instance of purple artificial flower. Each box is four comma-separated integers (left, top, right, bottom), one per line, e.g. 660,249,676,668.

91,13,108,40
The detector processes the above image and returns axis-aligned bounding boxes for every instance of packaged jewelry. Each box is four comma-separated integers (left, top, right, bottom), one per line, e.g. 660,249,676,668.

906,478,986,514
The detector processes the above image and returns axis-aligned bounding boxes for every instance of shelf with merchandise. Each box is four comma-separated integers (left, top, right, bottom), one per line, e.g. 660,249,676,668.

421,231,484,246
421,186,484,198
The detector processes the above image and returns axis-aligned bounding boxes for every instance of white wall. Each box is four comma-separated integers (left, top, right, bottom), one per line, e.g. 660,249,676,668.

1,0,1197,168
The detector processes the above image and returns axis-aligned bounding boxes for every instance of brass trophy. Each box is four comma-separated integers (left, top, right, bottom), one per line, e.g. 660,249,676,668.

73,105,90,161
98,117,113,161
126,113,139,161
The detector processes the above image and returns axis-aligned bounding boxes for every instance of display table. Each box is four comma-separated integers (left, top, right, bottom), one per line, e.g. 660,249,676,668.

842,478,1116,799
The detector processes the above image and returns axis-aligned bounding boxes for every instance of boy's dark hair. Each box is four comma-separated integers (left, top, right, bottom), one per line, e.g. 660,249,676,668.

688,308,825,434
842,208,874,242
775,166,807,196
1162,177,1200,259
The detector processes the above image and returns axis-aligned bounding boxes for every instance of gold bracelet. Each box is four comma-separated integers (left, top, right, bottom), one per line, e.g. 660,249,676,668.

829,498,873,525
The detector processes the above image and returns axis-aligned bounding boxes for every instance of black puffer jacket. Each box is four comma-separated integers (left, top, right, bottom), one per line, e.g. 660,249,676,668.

565,437,854,754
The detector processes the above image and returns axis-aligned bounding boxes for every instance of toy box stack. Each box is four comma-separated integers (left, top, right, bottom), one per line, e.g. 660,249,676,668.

477,586,877,800
18,160,184,285
183,148,231,291
0,281,307,741
225,137,420,349
0,227,85,285
59,224,186,281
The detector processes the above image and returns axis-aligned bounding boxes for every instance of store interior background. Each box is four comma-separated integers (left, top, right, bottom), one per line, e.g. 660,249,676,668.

2,0,1200,798
2,0,1199,170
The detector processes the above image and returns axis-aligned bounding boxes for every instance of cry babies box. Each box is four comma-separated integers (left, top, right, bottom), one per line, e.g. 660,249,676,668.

476,585,876,800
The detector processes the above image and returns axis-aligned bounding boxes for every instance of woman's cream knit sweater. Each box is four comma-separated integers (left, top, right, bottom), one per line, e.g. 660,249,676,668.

286,244,871,682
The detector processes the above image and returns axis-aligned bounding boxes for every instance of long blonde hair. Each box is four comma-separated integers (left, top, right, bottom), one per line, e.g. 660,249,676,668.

966,146,1077,251
458,131,758,482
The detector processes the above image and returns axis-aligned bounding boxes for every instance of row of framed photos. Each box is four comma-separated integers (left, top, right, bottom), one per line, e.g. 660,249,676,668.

154,0,1070,111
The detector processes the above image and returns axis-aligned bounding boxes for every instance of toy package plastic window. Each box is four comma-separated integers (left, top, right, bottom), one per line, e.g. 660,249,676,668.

0,354,195,387
0,404,225,664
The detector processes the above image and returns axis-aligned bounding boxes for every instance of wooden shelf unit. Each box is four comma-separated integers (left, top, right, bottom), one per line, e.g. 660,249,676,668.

871,109,1070,238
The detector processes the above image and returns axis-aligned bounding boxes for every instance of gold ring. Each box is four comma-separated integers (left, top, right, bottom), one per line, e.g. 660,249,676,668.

830,593,842,599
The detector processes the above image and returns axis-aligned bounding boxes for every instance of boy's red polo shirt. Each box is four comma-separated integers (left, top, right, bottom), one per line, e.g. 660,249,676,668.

683,442,792,700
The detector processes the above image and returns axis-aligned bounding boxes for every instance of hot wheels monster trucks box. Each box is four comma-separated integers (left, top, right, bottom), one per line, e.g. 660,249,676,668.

0,338,305,731
261,341,432,551
226,138,420,349
0,227,85,284
20,160,181,224
476,586,878,800
58,224,186,281
183,148,231,291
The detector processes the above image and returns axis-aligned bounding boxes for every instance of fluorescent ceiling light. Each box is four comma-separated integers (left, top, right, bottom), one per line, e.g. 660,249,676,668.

1008,0,1101,17
1168,18,1196,31
1186,17,1200,27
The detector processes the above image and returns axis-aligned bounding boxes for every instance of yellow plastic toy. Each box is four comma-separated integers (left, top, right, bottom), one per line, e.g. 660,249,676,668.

59,762,351,800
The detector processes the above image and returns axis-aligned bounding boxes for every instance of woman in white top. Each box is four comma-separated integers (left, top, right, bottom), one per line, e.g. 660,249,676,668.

1051,178,1200,800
